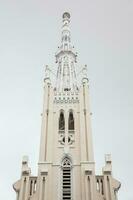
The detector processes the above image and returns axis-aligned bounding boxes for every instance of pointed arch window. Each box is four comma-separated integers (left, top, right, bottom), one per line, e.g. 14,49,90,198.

62,158,71,200
59,112,65,130
68,112,74,130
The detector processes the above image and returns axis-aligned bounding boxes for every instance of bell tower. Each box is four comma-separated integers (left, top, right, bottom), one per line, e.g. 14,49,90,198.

13,12,121,200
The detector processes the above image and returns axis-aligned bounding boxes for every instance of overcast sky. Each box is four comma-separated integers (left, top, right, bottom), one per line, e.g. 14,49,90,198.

0,0,133,199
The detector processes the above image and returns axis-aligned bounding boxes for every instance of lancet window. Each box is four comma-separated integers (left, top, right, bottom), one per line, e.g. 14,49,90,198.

68,112,74,130
59,112,65,130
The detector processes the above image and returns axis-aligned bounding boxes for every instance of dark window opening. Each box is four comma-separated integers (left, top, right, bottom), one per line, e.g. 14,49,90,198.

59,112,65,130
62,158,71,200
68,112,74,130
64,88,71,91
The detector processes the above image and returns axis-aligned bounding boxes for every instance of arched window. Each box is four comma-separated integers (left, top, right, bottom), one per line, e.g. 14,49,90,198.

59,112,65,130
62,158,71,200
68,112,74,130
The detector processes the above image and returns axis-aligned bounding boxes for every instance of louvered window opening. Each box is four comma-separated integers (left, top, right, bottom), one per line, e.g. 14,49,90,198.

63,167,71,200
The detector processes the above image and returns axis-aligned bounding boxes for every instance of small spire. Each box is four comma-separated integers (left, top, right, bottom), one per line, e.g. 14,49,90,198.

21,156,31,176
82,65,89,84
102,154,112,174
44,65,51,84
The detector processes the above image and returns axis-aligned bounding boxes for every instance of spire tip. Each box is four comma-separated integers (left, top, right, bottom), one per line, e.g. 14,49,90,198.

62,12,70,19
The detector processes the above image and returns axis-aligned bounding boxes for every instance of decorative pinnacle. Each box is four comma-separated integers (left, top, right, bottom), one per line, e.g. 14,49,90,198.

44,65,51,83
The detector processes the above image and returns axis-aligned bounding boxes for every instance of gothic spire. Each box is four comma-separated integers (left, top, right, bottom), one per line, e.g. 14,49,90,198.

55,12,78,92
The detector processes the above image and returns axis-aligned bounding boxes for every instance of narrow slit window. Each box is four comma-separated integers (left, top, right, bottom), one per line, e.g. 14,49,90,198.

68,112,74,130
59,112,65,130
30,180,33,196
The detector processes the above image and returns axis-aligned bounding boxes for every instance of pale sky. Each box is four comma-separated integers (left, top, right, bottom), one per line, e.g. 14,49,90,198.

0,0,133,199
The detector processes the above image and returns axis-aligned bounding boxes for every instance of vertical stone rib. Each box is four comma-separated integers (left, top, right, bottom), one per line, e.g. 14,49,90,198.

22,178,26,200
107,176,111,200
44,85,50,161
42,177,45,200
83,84,89,161
88,176,92,200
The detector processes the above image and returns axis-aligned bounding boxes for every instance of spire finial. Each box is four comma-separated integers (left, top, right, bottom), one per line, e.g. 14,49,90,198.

62,12,70,20
61,12,71,47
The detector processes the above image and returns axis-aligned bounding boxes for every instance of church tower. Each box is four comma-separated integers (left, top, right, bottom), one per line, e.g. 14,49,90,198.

13,12,121,200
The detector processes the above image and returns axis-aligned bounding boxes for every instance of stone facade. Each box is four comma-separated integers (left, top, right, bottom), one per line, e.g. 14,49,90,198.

13,12,121,200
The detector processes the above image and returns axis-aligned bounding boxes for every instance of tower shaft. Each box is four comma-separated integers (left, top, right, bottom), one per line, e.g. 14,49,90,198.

13,12,121,200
